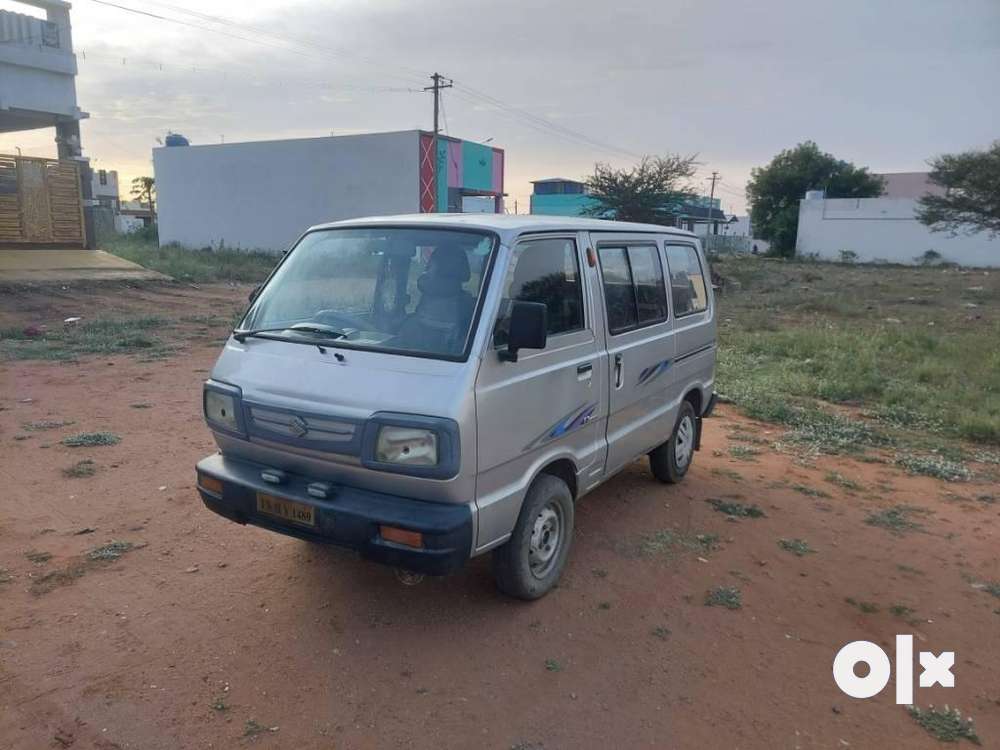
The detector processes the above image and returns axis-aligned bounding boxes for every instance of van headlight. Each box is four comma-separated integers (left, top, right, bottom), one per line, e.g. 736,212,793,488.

375,426,438,466
203,382,244,435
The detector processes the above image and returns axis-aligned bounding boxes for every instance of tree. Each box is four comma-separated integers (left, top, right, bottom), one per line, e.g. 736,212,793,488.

130,176,156,221
916,141,1000,237
583,155,698,225
746,142,884,256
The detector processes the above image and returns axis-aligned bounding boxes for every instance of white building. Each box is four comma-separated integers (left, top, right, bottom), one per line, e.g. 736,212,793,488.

154,130,506,253
0,0,88,158
90,167,119,211
795,194,999,268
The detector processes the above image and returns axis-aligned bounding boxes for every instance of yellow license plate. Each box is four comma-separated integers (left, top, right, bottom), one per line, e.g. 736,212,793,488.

256,492,316,527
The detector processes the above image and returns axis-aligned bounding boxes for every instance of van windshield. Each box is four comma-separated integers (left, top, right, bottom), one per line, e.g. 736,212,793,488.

239,227,496,359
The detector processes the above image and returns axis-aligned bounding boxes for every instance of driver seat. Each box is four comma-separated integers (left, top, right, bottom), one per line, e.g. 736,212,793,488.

395,247,475,353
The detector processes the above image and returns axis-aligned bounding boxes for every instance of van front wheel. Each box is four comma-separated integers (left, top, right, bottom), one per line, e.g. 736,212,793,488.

649,401,697,484
492,474,574,600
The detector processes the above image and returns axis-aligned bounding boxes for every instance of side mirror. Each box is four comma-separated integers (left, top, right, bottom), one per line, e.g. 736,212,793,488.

499,301,547,362
248,285,261,303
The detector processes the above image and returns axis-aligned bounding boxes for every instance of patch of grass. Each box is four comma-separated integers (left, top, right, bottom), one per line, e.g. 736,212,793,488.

104,233,276,284
544,659,561,672
243,719,266,738
710,467,744,481
895,453,972,482
211,696,229,712
1,317,172,361
596,601,611,611
708,498,765,518
889,604,915,619
705,585,742,609
897,564,925,576
25,550,52,564
62,459,96,478
845,597,880,614
651,626,671,640
824,471,862,491
729,445,760,461
713,257,1000,448
86,540,133,561
639,530,719,558
129,402,153,409
778,538,815,556
790,483,831,498
21,419,74,431
591,568,608,578
0,568,12,584
907,705,981,745
62,431,121,447
865,505,927,534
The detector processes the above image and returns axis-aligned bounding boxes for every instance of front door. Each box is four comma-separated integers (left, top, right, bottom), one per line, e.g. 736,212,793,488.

594,237,677,475
474,233,605,548
18,160,52,243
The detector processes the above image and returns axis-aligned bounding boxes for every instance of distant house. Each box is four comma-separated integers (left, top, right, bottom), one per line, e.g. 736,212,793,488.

91,168,120,212
530,177,727,233
154,130,506,252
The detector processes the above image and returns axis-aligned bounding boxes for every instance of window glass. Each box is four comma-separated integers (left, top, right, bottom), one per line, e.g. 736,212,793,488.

665,244,708,316
597,246,637,334
627,245,668,325
242,227,494,359
494,238,584,347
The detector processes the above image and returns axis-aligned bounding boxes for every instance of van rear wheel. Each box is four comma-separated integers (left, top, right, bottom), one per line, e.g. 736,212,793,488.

492,474,574,600
649,401,697,484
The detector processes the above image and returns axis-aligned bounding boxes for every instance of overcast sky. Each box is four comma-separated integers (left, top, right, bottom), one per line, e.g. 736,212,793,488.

2,0,998,214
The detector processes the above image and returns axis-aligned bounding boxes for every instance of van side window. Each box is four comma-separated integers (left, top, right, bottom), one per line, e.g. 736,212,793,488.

597,245,667,334
494,238,584,347
664,244,708,316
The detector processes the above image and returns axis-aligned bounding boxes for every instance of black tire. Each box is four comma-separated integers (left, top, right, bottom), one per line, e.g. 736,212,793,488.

492,474,574,600
649,400,697,484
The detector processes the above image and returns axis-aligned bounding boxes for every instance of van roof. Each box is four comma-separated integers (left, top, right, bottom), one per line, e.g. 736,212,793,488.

311,213,697,243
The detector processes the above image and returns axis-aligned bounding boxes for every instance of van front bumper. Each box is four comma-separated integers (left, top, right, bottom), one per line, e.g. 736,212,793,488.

195,453,473,575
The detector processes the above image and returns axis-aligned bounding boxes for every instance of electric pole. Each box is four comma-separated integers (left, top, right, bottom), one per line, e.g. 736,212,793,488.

706,171,720,236
424,72,453,212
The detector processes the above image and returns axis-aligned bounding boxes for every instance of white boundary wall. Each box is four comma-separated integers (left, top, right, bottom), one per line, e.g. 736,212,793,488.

154,131,421,253
796,196,999,268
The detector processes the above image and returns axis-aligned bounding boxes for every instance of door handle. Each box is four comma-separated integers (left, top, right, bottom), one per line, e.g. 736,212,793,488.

577,362,592,382
614,353,624,389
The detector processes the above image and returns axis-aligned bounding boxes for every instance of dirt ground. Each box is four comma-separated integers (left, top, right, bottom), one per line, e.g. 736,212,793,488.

1,282,997,750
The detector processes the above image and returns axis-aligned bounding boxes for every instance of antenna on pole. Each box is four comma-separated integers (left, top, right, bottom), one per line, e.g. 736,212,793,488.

424,72,453,212
706,171,720,236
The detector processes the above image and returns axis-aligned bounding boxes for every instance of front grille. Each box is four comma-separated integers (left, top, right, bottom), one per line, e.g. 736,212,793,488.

245,403,362,455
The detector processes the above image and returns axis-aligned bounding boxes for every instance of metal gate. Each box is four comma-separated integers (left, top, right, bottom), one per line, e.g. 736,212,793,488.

0,154,86,246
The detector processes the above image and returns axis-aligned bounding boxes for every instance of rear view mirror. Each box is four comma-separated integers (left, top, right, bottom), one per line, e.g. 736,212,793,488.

499,301,547,362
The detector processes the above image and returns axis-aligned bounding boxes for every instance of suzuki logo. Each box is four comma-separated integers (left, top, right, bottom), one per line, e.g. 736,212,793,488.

288,415,309,437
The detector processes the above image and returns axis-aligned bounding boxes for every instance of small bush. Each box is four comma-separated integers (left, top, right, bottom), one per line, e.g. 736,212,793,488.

778,538,815,556
708,498,765,518
865,505,926,534
907,705,980,745
895,453,971,482
705,586,742,609
87,540,133,561
62,432,121,447
63,460,96,478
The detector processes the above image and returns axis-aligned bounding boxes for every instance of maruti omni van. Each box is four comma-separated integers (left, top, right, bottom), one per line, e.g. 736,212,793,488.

196,215,716,599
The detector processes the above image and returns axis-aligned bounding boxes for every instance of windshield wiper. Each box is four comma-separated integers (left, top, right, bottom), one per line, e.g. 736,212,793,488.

232,323,347,344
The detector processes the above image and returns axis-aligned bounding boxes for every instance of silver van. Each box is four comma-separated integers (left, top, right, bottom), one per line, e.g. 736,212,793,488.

196,215,716,599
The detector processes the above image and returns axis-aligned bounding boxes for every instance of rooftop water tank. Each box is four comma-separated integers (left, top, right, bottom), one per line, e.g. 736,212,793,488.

164,133,190,147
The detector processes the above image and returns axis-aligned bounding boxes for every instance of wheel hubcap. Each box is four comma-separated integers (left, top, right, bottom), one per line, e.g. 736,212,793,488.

528,502,562,578
675,415,694,468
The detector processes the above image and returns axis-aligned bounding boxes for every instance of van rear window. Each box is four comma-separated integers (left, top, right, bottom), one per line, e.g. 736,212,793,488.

665,245,708,316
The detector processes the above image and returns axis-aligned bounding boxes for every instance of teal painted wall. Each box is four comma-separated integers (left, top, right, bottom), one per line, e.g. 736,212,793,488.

530,193,599,216
462,142,493,191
